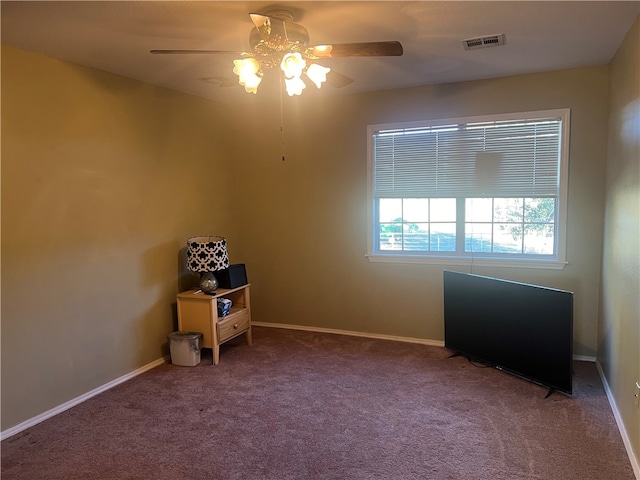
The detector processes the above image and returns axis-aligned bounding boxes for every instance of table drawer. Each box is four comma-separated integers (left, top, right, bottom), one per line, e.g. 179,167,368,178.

217,309,250,343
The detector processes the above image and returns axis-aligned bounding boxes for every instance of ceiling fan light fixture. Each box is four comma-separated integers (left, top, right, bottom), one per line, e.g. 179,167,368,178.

233,57,259,76
310,45,333,57
233,57,263,94
232,51,330,96
153,11,402,97
241,73,262,94
280,52,306,78
284,75,306,96
306,63,331,88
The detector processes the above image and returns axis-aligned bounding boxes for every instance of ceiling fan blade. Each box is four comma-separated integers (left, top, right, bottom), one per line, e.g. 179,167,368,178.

325,70,354,88
308,41,403,58
150,49,243,55
202,76,240,88
249,12,289,44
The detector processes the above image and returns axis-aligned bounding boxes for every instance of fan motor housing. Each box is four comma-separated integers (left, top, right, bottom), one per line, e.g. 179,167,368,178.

248,10,310,50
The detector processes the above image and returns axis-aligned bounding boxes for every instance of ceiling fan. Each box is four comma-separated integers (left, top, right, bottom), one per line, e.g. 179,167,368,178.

150,9,403,96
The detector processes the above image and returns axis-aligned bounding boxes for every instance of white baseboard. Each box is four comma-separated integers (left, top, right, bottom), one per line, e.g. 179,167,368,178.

252,322,599,362
252,321,445,347
0,356,169,441
574,354,596,362
596,360,640,480
3,325,624,480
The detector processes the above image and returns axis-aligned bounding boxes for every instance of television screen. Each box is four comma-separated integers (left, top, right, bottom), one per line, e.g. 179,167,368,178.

443,270,573,395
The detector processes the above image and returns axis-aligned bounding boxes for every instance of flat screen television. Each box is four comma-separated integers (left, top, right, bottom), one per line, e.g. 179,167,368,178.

443,270,573,395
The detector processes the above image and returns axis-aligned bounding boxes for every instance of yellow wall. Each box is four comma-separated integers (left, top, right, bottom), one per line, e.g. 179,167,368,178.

1,45,237,430
228,66,610,357
0,35,626,438
599,14,640,467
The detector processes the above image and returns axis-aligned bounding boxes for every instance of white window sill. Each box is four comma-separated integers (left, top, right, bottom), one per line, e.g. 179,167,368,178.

366,254,568,270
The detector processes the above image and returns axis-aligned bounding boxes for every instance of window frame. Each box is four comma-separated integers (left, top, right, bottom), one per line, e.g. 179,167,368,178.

366,109,570,269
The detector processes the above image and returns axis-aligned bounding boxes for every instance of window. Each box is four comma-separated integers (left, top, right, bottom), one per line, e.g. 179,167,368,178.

367,109,570,268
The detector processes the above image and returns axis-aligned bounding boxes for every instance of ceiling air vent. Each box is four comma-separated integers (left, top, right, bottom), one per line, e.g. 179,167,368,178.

462,34,506,51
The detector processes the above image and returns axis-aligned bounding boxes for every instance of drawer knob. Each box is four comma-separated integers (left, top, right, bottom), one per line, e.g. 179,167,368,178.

233,323,239,329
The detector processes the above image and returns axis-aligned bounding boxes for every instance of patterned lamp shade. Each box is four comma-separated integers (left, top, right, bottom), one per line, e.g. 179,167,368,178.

186,236,230,273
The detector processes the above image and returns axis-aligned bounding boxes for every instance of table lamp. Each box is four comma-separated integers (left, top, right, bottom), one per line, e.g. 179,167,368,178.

186,235,230,294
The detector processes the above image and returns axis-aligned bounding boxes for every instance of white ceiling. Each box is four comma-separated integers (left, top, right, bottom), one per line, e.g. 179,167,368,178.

2,1,639,104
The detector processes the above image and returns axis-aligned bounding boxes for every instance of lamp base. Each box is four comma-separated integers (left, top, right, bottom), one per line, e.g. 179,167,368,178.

199,272,219,294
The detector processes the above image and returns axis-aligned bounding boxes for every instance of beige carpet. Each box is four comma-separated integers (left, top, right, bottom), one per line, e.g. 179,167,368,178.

1,327,635,479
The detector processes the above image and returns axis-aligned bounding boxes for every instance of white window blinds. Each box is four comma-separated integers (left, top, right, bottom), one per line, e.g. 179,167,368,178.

372,114,563,198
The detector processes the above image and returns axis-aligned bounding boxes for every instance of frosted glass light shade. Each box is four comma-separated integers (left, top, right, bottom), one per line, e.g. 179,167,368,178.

284,75,306,96
306,63,331,88
280,52,306,79
233,58,262,94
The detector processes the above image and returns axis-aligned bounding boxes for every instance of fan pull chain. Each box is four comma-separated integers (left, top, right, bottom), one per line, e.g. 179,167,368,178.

280,74,286,161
